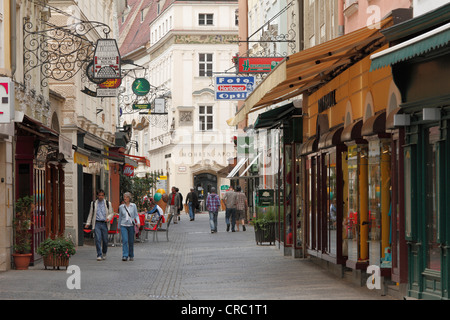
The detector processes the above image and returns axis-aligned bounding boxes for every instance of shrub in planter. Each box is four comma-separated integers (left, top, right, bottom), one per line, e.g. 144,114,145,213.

37,237,76,270
12,196,34,270
252,208,276,245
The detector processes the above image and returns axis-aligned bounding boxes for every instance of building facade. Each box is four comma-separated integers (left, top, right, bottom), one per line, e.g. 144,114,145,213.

120,0,239,201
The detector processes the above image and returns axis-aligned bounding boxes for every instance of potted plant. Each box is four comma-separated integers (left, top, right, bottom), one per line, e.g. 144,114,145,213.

37,236,76,270
12,196,34,270
252,207,276,245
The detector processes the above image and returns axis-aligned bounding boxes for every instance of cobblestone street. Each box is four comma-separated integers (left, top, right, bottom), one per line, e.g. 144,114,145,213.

0,212,395,301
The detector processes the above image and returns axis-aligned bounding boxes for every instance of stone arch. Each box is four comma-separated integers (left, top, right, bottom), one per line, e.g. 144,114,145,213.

363,91,374,121
344,100,353,126
387,80,401,115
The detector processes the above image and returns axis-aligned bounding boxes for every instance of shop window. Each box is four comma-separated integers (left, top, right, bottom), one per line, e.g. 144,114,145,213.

425,126,440,271
346,145,359,261
284,144,293,246
326,152,337,256
295,144,303,248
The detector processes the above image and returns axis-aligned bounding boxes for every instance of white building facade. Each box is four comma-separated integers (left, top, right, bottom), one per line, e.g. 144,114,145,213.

122,0,239,199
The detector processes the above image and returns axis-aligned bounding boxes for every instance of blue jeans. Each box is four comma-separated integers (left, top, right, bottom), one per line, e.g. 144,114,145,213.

225,208,236,231
209,211,218,232
94,221,108,257
120,226,135,258
188,202,195,220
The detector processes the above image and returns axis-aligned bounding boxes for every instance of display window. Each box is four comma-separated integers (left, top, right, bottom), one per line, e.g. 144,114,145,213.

325,152,337,256
346,144,359,262
284,144,293,246
295,144,303,249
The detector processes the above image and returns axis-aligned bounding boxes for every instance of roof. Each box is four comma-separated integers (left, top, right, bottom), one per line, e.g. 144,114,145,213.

118,0,175,57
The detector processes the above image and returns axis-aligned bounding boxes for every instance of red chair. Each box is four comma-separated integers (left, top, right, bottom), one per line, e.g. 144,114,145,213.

84,224,93,239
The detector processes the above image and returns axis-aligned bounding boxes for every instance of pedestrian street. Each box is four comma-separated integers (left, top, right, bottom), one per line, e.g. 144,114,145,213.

0,212,395,301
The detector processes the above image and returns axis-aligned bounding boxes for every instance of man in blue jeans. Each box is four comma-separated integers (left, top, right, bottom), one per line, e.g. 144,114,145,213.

85,190,114,261
223,186,238,232
185,188,198,221
206,187,220,233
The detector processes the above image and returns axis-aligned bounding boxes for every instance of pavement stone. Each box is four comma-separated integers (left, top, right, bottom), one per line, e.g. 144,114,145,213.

0,212,396,301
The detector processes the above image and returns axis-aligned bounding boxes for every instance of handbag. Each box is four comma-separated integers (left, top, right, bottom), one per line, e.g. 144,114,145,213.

124,205,140,235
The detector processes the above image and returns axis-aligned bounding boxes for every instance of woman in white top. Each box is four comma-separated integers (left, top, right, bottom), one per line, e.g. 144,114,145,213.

118,192,140,261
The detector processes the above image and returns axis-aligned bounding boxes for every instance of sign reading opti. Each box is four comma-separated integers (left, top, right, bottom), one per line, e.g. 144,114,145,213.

238,57,284,73
93,39,121,79
214,76,255,101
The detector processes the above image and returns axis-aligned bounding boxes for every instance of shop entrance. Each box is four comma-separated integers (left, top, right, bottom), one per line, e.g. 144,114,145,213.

193,173,217,203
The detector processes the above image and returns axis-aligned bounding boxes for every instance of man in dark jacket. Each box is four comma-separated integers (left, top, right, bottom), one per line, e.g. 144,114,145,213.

185,188,199,221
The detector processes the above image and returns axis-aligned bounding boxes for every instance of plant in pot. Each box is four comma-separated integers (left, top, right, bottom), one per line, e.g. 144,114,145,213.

12,196,34,270
252,207,276,245
37,236,76,270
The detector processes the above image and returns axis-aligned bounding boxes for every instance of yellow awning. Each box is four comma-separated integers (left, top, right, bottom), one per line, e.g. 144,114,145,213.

74,151,89,167
228,17,392,126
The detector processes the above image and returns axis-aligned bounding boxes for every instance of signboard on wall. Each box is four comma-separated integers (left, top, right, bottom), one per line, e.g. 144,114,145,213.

0,78,14,124
237,57,284,73
214,76,255,101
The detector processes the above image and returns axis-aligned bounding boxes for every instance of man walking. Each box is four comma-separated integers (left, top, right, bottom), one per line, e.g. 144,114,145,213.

186,188,199,221
206,187,220,233
235,186,248,231
223,186,238,232
167,186,181,224
85,189,114,261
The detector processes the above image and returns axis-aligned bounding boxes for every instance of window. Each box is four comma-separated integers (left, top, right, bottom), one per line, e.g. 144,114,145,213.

199,53,213,77
199,13,213,25
199,105,213,131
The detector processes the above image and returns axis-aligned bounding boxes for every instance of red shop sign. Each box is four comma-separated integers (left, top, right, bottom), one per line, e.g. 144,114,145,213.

237,57,285,73
123,164,135,177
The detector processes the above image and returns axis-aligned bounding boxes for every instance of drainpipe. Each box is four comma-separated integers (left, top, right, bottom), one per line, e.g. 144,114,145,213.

10,0,17,76
338,0,344,36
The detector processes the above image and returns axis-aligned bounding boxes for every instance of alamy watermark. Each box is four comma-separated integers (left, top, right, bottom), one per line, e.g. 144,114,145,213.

366,265,382,290
66,265,81,290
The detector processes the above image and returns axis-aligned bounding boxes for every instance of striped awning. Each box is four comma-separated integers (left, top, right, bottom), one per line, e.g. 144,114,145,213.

370,22,450,71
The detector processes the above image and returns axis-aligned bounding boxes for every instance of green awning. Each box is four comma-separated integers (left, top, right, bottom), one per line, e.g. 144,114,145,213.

253,102,302,129
370,22,450,71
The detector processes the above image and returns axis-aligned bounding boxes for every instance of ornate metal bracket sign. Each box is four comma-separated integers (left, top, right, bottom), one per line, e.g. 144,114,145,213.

23,2,113,88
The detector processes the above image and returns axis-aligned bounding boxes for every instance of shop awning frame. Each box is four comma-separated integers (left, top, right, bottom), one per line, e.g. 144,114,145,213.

253,102,302,129
228,17,392,126
370,22,450,71
226,157,247,179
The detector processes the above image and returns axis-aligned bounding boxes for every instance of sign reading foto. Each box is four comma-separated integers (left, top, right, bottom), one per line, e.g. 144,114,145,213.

214,76,255,101
238,57,284,73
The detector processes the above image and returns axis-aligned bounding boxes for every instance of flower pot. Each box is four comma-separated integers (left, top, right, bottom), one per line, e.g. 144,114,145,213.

254,222,276,245
43,255,70,270
12,253,32,270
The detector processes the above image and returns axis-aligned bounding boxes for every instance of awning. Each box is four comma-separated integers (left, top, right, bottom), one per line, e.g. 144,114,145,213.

226,157,247,179
341,120,364,143
362,111,386,137
300,136,318,156
240,153,261,177
318,125,344,150
74,151,89,167
253,102,302,129
228,17,392,126
370,22,450,71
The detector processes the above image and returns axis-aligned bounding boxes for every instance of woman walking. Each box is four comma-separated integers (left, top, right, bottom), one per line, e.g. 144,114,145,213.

118,192,140,261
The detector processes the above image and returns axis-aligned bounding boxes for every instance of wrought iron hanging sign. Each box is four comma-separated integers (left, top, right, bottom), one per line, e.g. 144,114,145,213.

92,39,121,79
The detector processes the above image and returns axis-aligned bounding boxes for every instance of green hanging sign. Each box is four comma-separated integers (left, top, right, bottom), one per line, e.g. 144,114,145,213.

132,78,150,96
